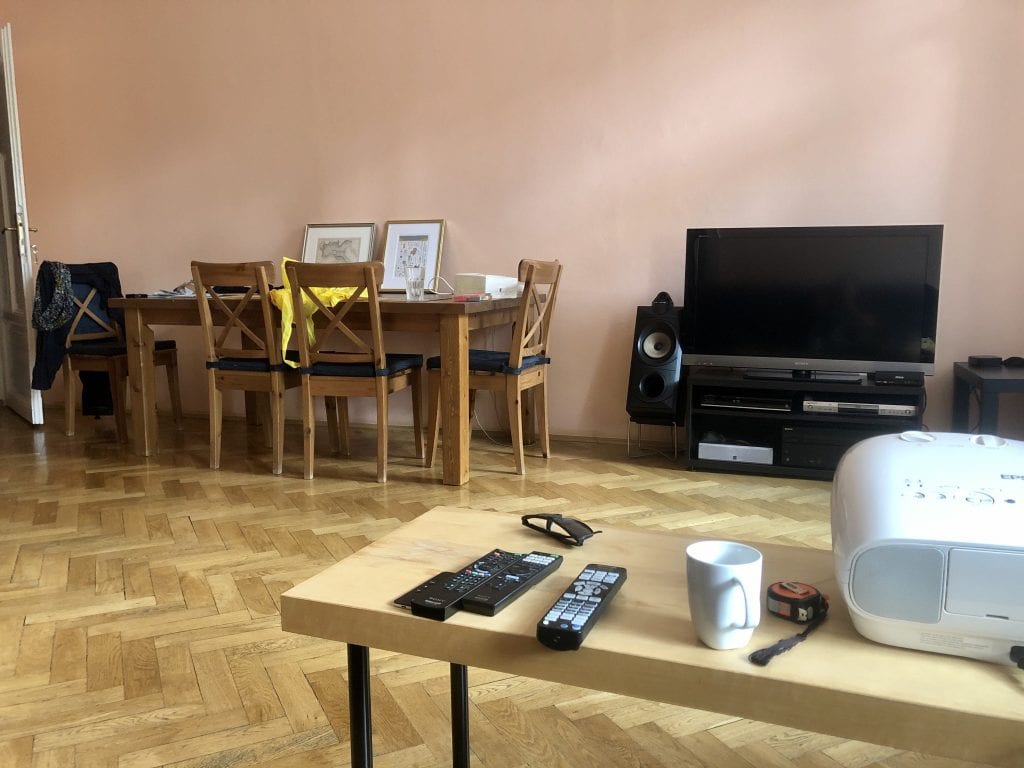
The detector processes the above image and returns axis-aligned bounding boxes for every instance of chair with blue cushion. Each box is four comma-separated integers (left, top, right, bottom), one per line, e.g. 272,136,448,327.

192,260,301,475
63,275,182,442
285,260,423,482
426,259,562,475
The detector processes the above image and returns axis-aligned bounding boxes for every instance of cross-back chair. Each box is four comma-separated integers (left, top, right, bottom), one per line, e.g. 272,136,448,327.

285,260,423,482
426,258,562,475
63,277,182,441
191,260,300,475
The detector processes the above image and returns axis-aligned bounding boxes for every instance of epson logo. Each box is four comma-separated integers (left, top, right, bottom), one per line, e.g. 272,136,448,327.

1000,474,1024,480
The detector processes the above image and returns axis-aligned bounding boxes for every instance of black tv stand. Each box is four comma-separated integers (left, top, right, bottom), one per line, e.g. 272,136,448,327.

742,368,866,385
688,368,925,480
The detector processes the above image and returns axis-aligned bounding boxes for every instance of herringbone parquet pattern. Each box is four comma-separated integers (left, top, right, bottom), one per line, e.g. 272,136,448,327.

0,407,996,767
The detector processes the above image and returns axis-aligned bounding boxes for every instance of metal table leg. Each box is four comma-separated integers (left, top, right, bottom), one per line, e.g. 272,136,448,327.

451,663,470,768
348,644,373,767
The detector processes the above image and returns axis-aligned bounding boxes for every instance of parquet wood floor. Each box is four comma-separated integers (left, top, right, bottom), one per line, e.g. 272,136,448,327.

0,407,998,767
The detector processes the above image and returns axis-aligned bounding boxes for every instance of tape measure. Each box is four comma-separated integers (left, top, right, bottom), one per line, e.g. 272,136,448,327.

766,581,828,624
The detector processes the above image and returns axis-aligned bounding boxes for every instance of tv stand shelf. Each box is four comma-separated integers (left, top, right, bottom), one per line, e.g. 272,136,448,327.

686,368,925,480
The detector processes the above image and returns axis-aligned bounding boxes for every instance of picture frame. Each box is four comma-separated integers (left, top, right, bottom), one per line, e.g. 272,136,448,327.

379,219,445,292
301,223,376,265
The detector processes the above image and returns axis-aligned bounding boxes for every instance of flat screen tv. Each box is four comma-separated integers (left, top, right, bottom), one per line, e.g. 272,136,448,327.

681,225,943,379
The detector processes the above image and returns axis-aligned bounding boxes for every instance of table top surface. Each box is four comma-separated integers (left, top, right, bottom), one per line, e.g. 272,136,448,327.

954,360,1024,384
281,506,1024,767
110,293,520,317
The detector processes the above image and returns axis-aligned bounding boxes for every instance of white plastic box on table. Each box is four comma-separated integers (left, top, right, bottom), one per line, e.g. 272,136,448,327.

453,273,521,298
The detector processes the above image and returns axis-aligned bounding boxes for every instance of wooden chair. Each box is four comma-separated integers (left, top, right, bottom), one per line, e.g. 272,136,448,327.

426,259,562,475
63,281,182,442
191,260,300,475
285,260,423,482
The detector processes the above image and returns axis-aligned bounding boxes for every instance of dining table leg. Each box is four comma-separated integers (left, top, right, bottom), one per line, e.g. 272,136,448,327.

121,306,159,456
438,314,470,486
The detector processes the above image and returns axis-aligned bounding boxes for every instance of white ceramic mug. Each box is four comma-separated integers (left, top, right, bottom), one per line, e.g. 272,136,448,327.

685,540,763,650
404,264,425,301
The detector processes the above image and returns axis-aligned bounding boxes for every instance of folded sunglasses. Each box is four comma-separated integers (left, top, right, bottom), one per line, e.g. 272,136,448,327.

521,513,602,547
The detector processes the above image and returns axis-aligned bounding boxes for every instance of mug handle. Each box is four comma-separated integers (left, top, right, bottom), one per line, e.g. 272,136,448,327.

731,577,758,629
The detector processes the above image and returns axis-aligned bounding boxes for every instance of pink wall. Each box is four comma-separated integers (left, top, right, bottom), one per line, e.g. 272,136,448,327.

5,1,1024,438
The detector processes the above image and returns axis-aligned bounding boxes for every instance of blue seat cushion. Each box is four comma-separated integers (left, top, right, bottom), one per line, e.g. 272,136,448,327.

208,357,282,373
303,352,423,377
426,349,550,375
68,338,176,357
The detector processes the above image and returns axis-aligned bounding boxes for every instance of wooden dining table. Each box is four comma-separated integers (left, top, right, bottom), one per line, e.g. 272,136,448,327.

109,294,521,486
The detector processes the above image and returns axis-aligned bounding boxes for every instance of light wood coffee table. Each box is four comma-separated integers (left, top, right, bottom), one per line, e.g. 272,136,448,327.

281,506,1024,768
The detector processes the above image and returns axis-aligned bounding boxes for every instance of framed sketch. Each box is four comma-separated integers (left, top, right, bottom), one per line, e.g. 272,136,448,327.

301,223,376,265
380,219,445,291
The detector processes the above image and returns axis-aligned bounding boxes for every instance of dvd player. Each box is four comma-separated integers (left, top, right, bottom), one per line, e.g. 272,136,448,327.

803,400,917,417
701,394,792,412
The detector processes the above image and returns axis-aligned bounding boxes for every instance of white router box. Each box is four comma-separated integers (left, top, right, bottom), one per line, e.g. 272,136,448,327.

454,273,521,298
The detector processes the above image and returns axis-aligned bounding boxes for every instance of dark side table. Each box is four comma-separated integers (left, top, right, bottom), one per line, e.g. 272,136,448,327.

951,361,1024,434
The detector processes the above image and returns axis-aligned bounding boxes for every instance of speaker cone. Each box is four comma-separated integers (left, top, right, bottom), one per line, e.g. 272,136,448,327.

641,329,675,361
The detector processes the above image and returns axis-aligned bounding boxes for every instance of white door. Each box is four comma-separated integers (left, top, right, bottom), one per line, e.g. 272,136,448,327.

0,23,42,424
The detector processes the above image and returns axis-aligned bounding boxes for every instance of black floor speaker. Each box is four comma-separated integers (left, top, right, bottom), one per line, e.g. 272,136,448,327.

625,302,686,423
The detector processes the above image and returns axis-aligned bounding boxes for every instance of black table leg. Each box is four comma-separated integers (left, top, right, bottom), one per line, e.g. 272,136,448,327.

951,374,971,432
348,644,373,768
450,663,470,768
978,385,1000,435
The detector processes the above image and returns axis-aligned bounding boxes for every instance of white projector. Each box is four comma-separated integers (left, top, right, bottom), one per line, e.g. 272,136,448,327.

832,431,1024,666
453,273,521,298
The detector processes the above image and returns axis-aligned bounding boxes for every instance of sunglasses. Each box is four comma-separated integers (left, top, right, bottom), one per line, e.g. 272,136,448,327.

521,513,601,547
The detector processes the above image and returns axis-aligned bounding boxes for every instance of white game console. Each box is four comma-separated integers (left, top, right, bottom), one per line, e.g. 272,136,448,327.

832,431,1024,665
453,273,521,298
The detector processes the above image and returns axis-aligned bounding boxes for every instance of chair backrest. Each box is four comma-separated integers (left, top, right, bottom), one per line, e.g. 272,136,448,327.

191,261,281,365
66,283,120,346
284,261,386,371
509,259,562,369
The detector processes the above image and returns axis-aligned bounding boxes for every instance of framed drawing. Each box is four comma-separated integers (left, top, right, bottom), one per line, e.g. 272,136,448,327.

301,223,376,265
380,219,445,291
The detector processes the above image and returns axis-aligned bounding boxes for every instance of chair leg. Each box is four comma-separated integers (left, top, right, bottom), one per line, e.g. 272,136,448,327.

324,397,351,456
375,378,388,483
110,359,129,443
410,368,424,461
63,359,76,437
425,369,441,468
325,397,340,454
166,352,184,430
302,378,315,480
270,374,284,476
209,371,222,470
506,376,526,475
536,379,551,459
258,398,273,449
337,397,350,457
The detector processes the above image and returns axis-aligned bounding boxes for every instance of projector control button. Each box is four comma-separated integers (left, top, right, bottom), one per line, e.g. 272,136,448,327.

965,492,995,504
899,431,935,443
971,434,1007,448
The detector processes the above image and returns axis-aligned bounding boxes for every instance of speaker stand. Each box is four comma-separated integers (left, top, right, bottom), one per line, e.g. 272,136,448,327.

626,418,684,462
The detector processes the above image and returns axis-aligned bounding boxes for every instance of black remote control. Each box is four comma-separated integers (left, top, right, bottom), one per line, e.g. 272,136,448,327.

395,548,524,621
393,549,521,609
460,551,563,616
536,564,627,650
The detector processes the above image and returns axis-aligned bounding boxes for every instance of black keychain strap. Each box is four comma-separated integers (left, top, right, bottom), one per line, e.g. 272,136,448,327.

748,596,829,666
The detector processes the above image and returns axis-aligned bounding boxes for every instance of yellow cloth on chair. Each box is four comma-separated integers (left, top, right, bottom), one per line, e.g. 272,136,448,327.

270,257,358,367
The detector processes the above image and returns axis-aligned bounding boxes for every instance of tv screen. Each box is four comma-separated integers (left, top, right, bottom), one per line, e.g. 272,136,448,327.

682,225,943,377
